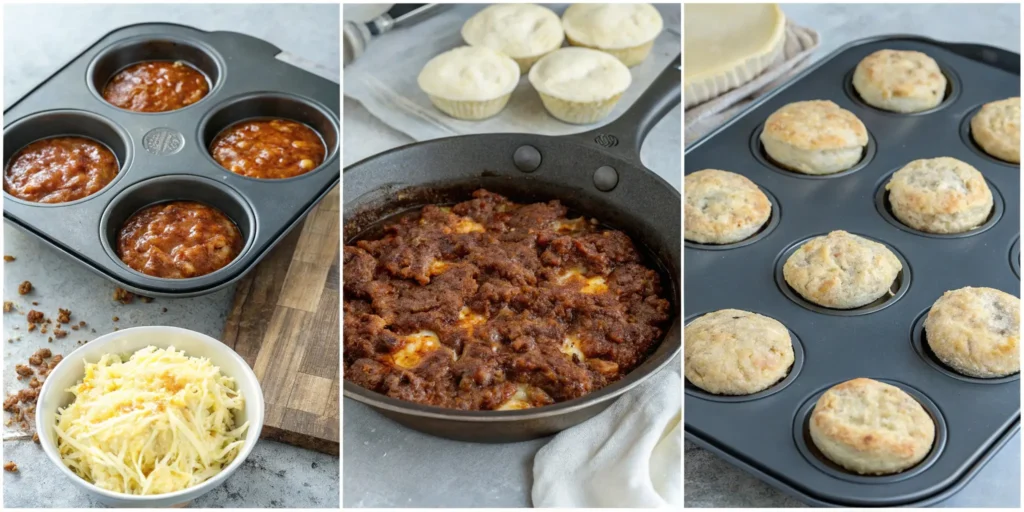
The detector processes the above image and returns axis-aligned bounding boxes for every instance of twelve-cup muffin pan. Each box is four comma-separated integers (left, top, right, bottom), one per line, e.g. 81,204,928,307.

684,36,1020,506
3,23,340,296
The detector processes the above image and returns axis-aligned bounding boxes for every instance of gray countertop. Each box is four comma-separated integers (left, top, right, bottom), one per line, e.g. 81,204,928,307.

685,3,1021,508
341,3,681,505
2,4,339,507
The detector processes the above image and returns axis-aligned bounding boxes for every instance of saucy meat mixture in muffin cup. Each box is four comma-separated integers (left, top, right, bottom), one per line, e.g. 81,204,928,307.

210,118,326,179
116,201,243,279
4,136,119,203
102,61,210,112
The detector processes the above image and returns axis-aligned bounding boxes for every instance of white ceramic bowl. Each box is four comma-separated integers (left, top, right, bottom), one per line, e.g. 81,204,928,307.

35,326,265,507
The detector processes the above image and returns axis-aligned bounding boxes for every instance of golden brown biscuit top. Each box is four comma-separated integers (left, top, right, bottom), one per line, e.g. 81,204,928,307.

812,377,935,457
762,100,868,151
855,49,946,100
885,157,992,215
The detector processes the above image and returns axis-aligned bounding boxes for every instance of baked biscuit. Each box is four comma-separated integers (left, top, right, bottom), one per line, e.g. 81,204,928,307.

853,49,947,113
783,230,902,309
685,169,772,244
971,97,1021,164
886,157,993,234
925,286,1020,378
684,309,794,395
760,100,868,175
810,378,935,475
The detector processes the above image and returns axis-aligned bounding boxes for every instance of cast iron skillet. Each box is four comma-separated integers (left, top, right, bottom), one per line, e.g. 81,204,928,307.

343,55,681,442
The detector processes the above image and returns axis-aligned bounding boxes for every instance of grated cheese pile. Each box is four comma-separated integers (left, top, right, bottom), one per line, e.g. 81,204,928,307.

54,346,248,495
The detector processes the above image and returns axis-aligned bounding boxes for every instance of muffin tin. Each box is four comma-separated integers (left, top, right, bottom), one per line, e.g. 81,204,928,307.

684,36,1020,506
3,23,339,296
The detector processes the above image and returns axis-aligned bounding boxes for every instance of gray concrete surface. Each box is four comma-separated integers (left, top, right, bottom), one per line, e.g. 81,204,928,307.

341,3,681,505
2,4,339,508
684,3,1021,508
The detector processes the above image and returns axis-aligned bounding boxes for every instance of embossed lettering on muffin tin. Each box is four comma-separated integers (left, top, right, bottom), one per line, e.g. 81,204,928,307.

792,379,948,485
682,311,805,403
749,122,878,180
773,232,912,316
959,102,1021,167
843,61,962,116
685,36,1020,506
910,309,1020,385
684,184,781,251
873,168,1005,239
2,23,339,296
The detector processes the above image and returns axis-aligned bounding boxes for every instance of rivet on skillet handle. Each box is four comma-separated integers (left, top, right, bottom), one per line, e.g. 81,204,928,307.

593,166,618,191
574,54,681,166
513,145,541,172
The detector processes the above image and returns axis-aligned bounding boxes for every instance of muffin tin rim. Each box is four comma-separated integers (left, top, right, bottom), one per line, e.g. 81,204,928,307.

772,231,913,316
958,101,1021,168
97,174,259,283
749,121,879,180
791,378,948,487
873,166,1005,239
85,33,226,116
2,109,135,208
842,58,963,117
195,91,341,183
682,310,805,403
910,307,1021,384
684,182,781,251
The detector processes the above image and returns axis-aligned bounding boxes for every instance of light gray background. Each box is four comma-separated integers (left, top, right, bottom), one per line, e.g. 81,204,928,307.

2,4,339,508
685,3,1022,508
341,3,681,507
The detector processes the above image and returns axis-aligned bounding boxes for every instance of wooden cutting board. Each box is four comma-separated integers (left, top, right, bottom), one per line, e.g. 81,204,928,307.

222,186,339,455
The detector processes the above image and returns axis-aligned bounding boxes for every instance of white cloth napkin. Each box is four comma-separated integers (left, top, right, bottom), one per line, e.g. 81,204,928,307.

343,3,680,142
533,369,681,508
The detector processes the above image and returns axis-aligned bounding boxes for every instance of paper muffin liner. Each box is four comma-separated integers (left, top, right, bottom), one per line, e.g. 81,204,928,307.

537,92,622,125
566,37,655,67
427,94,512,121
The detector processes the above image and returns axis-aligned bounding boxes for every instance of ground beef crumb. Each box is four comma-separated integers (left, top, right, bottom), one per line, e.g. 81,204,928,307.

78,321,86,327
32,433,39,443
113,287,134,304
26,324,35,332
139,295,153,303
28,378,40,389
71,325,79,331
40,327,48,334
3,396,18,411
17,281,31,295
112,316,119,322
56,308,71,324
14,365,32,376
162,307,168,313
3,461,16,472
53,329,67,339
3,301,12,313
50,355,63,367
3,255,14,262
26,310,43,323
27,354,42,366
33,348,51,359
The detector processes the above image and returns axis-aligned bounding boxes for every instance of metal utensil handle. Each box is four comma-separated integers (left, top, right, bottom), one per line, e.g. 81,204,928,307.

578,54,681,162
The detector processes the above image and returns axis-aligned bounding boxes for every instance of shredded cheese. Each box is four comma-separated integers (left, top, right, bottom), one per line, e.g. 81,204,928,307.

54,346,248,496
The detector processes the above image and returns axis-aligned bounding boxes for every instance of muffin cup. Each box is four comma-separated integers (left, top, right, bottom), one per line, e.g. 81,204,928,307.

427,94,513,121
537,92,622,125
566,37,655,67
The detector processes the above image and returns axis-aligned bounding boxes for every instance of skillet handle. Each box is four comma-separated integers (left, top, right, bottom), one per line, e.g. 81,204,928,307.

578,54,681,162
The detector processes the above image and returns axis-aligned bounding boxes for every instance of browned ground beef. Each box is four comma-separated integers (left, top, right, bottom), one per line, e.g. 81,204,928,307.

343,189,670,410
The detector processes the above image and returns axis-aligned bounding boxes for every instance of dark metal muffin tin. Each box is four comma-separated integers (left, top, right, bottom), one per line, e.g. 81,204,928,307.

3,23,339,296
684,36,1020,506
